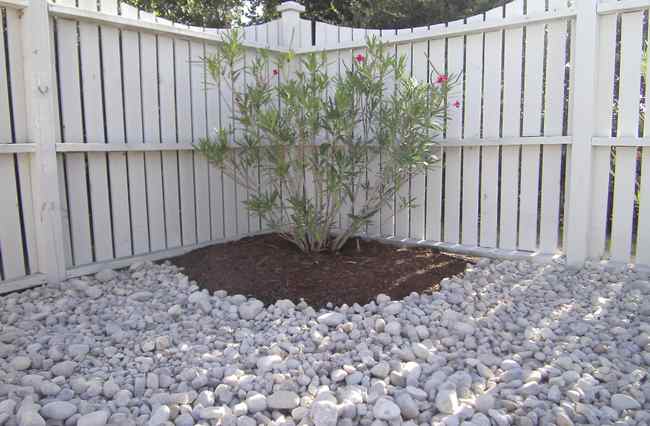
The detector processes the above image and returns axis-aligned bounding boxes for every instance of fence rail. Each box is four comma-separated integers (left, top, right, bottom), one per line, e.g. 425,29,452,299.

0,0,649,293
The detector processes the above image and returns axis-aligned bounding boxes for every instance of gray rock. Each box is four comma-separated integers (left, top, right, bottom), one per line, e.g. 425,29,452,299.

10,356,31,371
51,361,76,377
267,391,300,410
147,405,170,425
317,312,345,327
95,269,117,282
611,394,641,411
239,300,264,320
395,393,419,419
245,394,267,413
474,394,495,413
275,299,295,312
174,414,195,426
385,321,401,336
382,302,403,316
436,387,459,415
77,411,109,426
18,410,46,426
372,398,401,420
556,412,574,426
40,401,77,420
371,362,390,379
67,343,90,358
310,400,338,426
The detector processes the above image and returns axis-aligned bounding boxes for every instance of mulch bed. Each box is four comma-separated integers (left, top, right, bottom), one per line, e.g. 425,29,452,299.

169,234,472,308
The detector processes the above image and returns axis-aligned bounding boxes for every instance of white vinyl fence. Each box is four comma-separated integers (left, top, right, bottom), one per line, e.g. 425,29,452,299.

0,0,648,293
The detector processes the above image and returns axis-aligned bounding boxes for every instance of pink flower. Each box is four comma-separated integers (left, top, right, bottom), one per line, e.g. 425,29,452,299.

453,100,461,109
272,68,279,76
355,53,366,63
436,74,449,84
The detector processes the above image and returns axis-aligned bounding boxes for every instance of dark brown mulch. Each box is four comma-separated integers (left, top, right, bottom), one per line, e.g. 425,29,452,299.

169,234,472,309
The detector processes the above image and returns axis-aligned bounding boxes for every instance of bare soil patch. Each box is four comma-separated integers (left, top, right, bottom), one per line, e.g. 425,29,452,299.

169,234,472,308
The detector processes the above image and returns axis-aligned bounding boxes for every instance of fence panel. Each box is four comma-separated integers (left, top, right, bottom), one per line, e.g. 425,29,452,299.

8,0,650,292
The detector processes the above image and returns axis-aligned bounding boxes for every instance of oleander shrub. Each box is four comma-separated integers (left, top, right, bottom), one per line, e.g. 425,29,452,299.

196,30,459,253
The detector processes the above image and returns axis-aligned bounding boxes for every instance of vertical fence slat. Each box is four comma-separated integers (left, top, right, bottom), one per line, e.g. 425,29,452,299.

141,32,166,252
610,12,643,263
158,36,182,248
339,29,354,233
205,44,225,240
234,52,249,236
258,23,270,233
0,12,11,144
5,10,26,143
246,29,262,235
480,29,502,248
80,21,114,262
538,145,562,253
425,38,445,243
518,22,544,252
101,24,132,259
444,36,464,244
639,23,650,264
219,39,237,239
17,155,37,273
191,41,211,243
462,32,483,247
637,148,650,264
122,27,149,255
539,20,567,253
57,18,94,266
395,29,412,239
57,155,73,268
174,39,197,246
611,148,637,262
500,25,523,250
0,156,26,279
352,28,368,235
410,38,428,240
589,13,617,260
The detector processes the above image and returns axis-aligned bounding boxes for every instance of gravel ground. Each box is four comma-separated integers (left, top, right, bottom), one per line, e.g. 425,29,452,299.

0,258,649,426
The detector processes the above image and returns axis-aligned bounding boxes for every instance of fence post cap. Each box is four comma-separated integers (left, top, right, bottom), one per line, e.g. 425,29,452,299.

277,1,306,14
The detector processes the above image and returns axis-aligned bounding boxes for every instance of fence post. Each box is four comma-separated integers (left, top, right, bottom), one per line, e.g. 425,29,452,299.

277,1,306,49
21,0,67,282
565,0,599,266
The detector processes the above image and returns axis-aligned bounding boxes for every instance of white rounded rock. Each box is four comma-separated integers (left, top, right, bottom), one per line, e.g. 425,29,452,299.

317,312,345,327
245,394,267,413
435,387,459,415
372,398,401,420
51,360,76,377
385,321,401,336
95,269,117,282
239,300,264,320
18,410,46,426
267,391,300,410
147,405,170,425
310,400,338,426
371,362,390,379
40,401,77,420
10,356,31,371
77,410,109,426
611,394,641,411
